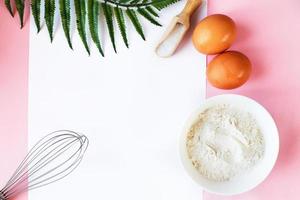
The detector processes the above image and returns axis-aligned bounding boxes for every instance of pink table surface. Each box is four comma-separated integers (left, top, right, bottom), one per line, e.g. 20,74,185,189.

206,0,300,199
0,2,29,199
1,0,300,200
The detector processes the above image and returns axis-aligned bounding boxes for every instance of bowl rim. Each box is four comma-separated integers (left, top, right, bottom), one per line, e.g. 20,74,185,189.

179,94,280,195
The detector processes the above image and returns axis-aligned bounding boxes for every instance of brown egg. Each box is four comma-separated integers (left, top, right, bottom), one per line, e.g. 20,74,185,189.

192,14,236,55
207,51,252,89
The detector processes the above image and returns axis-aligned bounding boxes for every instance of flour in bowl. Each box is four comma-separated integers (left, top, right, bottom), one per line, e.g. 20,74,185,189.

186,104,264,181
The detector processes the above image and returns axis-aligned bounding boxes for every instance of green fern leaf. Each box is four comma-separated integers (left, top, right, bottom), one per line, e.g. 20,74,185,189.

145,6,159,17
5,0,183,56
137,8,161,26
5,0,14,17
126,9,145,40
59,0,73,49
130,0,142,4
88,0,104,56
31,0,42,33
45,0,55,42
152,0,181,10
74,0,90,55
102,3,117,53
114,6,129,48
15,0,25,28
119,0,134,3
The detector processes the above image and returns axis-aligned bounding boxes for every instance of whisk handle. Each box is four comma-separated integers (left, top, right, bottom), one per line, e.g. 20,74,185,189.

0,191,7,200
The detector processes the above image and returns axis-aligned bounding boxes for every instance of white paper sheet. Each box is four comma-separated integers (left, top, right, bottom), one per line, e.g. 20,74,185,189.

28,1,207,200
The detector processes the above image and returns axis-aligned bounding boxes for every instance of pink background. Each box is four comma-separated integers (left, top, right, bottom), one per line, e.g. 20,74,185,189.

0,1,29,199
1,0,300,199
206,0,300,199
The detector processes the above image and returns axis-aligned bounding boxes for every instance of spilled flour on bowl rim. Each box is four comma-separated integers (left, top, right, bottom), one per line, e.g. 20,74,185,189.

186,104,264,181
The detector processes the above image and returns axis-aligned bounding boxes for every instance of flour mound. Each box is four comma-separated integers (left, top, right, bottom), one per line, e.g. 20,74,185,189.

186,104,264,182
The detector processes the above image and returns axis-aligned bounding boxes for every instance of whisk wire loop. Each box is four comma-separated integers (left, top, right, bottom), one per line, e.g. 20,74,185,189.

0,130,88,200
3,135,76,192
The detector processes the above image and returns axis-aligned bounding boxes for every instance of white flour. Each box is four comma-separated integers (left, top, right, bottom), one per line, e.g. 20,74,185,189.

186,104,264,181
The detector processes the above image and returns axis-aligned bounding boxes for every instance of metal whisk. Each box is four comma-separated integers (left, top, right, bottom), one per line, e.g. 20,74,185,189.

0,130,89,200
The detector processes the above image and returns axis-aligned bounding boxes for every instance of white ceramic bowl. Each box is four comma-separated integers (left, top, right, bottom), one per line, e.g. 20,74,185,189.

179,94,279,195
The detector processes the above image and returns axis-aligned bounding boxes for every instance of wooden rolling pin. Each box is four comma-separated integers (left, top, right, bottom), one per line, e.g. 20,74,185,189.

155,0,202,58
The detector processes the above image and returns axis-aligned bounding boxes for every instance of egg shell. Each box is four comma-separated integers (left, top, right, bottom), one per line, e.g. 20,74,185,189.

207,51,252,89
192,14,237,55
